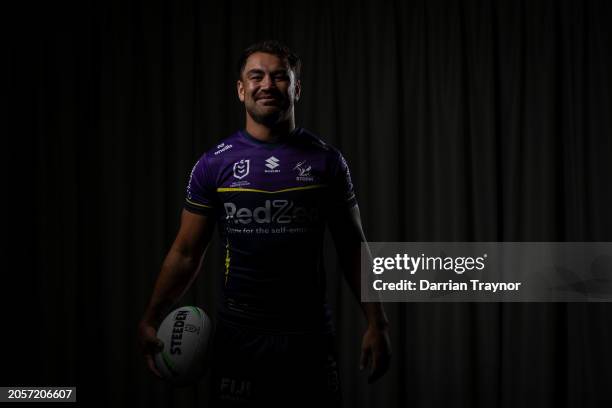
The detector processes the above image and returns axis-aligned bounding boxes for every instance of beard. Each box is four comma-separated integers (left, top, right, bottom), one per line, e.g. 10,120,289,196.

245,94,292,127
247,106,284,127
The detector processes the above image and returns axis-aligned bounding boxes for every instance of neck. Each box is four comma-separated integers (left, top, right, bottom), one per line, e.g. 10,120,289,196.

245,112,296,143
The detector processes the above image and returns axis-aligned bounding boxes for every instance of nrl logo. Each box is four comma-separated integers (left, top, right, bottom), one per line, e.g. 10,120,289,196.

184,324,201,334
233,159,250,179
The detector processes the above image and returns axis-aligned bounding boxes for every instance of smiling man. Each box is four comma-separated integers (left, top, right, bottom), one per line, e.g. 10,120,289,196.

138,40,391,407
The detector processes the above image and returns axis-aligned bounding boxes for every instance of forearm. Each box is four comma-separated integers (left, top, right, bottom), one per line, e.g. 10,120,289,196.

141,246,202,325
341,245,389,329
331,205,389,329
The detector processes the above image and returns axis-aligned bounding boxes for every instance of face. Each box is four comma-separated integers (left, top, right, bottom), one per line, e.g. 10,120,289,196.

237,52,301,127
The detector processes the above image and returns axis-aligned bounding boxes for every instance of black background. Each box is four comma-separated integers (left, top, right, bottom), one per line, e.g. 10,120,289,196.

5,0,612,407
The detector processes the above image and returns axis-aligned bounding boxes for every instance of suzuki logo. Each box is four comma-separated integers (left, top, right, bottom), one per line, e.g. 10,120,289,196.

233,159,250,179
265,156,280,170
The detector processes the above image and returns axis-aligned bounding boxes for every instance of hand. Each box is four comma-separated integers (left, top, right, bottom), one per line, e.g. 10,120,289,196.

137,319,164,378
360,324,391,384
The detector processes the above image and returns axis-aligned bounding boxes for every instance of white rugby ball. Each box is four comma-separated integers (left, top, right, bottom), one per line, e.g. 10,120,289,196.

154,306,212,386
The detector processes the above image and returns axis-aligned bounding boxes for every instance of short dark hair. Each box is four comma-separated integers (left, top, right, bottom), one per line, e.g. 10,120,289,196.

237,40,301,80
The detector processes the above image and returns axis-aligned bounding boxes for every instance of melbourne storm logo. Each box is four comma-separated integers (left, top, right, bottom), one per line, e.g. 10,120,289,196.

294,161,314,182
233,159,250,179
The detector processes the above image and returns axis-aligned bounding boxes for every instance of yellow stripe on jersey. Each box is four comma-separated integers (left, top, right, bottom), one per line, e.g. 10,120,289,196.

217,184,327,194
186,198,212,208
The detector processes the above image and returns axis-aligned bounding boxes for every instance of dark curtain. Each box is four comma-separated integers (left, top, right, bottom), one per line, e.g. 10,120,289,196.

6,0,612,407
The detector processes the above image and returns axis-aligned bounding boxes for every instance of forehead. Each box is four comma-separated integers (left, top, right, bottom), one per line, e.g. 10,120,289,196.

243,52,290,72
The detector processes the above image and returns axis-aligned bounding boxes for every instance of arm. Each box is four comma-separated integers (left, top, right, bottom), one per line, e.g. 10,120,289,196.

137,209,216,377
328,205,391,384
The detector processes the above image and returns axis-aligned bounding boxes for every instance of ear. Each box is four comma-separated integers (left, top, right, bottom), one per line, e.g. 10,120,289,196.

295,79,301,102
237,79,245,102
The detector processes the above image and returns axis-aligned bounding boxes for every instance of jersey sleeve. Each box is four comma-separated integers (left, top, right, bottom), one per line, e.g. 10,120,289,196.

184,154,217,215
329,151,358,209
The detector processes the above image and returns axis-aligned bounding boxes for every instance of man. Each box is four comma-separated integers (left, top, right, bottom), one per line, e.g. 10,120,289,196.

137,40,391,407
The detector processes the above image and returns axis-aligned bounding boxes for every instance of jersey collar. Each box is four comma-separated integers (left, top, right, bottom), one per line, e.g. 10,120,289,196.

240,128,301,149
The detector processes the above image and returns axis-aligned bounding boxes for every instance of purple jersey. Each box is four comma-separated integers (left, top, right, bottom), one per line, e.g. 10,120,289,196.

185,128,357,333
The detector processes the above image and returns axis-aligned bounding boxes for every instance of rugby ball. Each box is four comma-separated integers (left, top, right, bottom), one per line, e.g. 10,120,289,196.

154,306,213,386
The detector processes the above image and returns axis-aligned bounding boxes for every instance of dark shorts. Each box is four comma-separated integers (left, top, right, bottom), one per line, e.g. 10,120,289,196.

210,321,341,408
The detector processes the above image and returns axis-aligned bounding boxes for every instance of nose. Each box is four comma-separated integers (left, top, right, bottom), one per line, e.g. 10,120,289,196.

260,74,276,89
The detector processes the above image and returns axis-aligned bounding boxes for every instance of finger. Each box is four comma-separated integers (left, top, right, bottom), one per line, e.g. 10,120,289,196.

154,339,164,352
360,348,371,371
368,351,390,384
368,351,380,383
144,338,164,354
146,354,163,378
138,324,161,351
